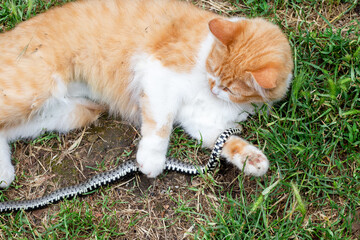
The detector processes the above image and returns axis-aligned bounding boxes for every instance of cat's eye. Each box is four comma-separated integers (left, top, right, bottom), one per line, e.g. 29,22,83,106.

223,87,233,94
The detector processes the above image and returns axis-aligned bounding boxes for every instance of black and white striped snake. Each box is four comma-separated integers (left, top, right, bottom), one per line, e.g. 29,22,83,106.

0,128,241,212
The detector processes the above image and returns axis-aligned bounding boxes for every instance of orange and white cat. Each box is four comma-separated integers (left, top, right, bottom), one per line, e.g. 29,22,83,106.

0,0,293,188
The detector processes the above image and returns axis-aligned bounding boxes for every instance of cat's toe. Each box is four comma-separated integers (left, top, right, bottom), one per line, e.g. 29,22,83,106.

0,164,15,188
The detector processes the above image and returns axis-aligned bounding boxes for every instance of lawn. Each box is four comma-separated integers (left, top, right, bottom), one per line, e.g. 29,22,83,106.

0,0,359,239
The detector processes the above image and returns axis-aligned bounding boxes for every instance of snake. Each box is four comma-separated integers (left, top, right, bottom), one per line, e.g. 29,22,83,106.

0,128,241,212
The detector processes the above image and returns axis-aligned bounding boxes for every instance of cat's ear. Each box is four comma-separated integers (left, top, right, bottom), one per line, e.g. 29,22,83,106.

208,18,239,46
248,67,278,89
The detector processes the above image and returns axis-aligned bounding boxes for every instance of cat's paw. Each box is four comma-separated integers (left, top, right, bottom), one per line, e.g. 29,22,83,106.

232,145,269,176
222,136,269,176
136,150,166,178
0,163,15,188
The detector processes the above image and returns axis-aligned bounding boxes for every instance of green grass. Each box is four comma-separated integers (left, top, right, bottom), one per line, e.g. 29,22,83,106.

0,0,73,31
0,0,359,239
1,198,126,238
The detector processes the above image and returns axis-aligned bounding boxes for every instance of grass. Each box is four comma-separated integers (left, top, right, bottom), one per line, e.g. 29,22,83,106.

0,0,359,239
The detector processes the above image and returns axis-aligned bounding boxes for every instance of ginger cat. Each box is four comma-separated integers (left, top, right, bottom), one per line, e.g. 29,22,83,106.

0,0,293,188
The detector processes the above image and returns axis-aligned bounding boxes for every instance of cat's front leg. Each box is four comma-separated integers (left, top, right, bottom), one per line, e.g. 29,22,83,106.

221,136,269,176
136,93,175,177
0,137,15,188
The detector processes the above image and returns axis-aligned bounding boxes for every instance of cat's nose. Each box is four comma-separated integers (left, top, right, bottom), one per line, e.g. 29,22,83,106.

211,87,220,96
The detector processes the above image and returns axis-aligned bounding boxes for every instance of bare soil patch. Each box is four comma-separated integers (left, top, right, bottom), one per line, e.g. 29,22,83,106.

3,116,259,238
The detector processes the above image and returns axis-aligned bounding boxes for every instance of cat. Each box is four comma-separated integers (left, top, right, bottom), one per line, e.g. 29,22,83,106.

0,0,293,188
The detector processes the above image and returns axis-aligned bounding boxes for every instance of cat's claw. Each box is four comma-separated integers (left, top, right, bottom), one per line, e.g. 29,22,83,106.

0,163,15,188
231,145,269,176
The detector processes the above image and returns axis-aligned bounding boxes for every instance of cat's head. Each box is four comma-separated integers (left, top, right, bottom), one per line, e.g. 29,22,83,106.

206,18,293,104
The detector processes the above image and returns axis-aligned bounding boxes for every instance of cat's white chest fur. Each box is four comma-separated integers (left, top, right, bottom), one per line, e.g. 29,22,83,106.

131,33,256,148
177,84,253,147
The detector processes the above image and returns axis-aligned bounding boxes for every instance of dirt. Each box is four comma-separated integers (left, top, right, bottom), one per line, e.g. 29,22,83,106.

2,116,256,238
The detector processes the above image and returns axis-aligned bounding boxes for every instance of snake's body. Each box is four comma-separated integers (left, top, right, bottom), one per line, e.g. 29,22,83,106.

0,128,240,212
